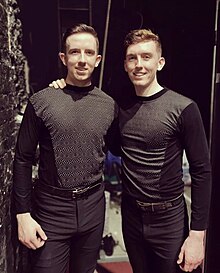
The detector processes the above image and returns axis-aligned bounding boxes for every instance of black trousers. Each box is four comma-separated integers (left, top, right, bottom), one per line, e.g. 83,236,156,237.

30,184,105,273
121,194,189,273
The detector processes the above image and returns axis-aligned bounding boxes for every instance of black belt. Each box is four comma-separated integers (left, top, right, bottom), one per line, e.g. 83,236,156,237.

36,179,102,200
135,194,183,212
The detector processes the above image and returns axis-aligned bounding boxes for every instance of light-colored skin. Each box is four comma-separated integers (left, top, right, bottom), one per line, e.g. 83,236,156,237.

49,78,66,89
49,39,206,272
17,32,102,250
59,32,101,87
124,40,165,96
16,213,47,249
177,230,205,272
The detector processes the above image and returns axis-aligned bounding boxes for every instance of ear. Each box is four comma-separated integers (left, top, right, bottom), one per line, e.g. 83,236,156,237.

95,55,102,67
59,52,67,66
157,57,165,71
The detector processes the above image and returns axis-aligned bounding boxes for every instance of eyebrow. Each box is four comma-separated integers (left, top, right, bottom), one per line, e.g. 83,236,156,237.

126,53,136,57
126,52,152,57
67,48,96,53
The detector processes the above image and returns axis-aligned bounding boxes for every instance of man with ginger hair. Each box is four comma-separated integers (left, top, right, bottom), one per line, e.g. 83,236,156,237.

119,28,211,273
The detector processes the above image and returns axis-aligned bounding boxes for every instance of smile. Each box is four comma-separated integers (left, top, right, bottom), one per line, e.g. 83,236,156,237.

76,67,87,71
133,72,146,77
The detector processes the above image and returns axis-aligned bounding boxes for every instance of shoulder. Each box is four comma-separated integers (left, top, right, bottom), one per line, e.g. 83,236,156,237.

162,88,197,114
92,87,119,116
93,87,118,106
163,89,203,127
29,87,64,116
93,87,114,99
30,87,60,101
165,88,193,106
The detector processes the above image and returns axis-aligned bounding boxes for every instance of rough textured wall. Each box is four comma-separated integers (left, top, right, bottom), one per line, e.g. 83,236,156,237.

0,0,27,272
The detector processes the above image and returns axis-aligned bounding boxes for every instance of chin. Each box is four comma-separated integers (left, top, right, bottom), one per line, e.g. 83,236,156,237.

75,75,89,81
132,80,146,86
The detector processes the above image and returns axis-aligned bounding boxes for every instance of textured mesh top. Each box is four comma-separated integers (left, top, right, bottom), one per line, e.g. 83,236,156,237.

119,88,211,230
13,84,118,213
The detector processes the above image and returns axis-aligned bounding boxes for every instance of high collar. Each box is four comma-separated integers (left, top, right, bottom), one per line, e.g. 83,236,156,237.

64,84,94,93
135,87,168,101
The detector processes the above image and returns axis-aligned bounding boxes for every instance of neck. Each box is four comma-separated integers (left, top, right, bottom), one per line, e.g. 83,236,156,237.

135,82,163,97
65,77,92,87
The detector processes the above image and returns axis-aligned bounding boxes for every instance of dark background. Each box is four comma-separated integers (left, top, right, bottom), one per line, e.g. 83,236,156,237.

17,0,216,137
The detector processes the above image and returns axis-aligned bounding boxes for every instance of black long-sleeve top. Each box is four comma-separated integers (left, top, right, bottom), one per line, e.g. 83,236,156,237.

13,84,118,214
119,88,212,230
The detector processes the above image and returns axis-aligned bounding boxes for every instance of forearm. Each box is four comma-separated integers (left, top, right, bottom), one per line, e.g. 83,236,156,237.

13,101,40,213
190,156,212,230
182,103,212,230
13,169,33,213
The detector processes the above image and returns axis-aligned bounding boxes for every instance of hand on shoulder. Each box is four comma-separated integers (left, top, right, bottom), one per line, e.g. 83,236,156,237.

49,78,66,89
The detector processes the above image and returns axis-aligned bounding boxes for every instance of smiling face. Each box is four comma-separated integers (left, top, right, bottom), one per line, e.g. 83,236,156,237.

59,32,101,87
124,40,165,95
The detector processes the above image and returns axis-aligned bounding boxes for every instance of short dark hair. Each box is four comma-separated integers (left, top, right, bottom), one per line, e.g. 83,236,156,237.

124,29,162,56
61,23,99,53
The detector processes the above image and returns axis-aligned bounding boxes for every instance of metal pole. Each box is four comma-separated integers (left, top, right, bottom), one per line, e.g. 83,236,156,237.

209,0,219,150
99,0,112,89
89,0,93,26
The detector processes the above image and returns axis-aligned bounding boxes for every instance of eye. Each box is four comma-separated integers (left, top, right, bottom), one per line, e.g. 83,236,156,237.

86,50,95,56
142,54,151,60
127,55,136,61
69,49,79,55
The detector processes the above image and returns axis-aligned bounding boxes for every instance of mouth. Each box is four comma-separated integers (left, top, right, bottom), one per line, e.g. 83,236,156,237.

133,72,146,78
75,67,88,76
76,67,87,71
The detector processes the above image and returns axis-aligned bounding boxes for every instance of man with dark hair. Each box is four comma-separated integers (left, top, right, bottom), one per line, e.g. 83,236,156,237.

13,23,118,273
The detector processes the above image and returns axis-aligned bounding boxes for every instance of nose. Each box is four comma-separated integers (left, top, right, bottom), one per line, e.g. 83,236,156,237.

136,56,143,67
78,53,86,63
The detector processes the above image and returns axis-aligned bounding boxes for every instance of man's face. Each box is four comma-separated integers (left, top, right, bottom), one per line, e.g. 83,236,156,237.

59,32,101,86
124,40,165,90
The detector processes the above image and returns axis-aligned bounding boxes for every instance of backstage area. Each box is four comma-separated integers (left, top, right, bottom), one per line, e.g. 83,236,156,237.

0,0,219,273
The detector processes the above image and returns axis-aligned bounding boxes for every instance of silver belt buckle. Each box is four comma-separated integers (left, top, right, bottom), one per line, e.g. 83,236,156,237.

72,187,88,199
137,200,151,207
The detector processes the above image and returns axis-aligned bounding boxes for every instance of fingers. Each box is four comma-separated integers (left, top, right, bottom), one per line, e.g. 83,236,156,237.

178,254,203,272
17,213,47,250
177,235,204,272
49,81,60,89
177,248,184,266
29,226,47,249
18,225,47,250
22,239,37,250
60,78,66,88
49,79,66,89
36,225,47,241
20,233,46,250
179,261,201,272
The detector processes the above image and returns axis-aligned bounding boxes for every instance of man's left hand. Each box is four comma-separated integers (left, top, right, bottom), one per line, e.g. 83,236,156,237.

177,230,205,272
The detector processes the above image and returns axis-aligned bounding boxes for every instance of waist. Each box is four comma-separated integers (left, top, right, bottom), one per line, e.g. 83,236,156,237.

124,193,183,213
35,178,103,200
